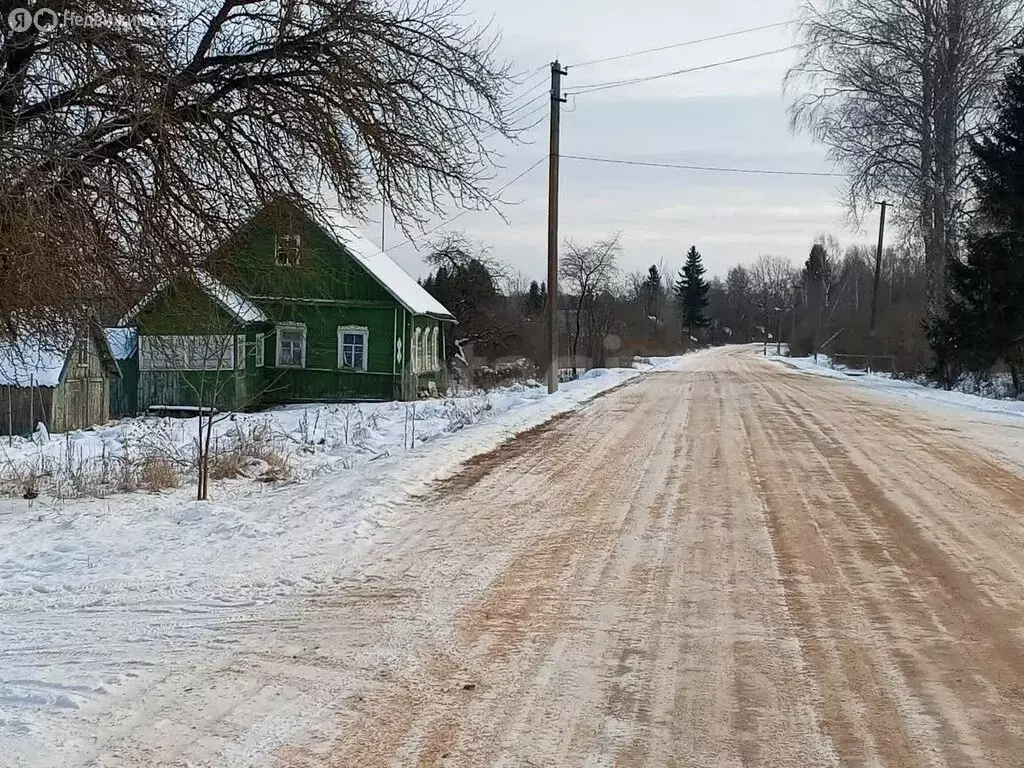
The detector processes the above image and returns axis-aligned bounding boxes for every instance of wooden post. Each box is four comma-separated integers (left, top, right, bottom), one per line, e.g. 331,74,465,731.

776,310,784,356
546,60,567,394
870,200,888,336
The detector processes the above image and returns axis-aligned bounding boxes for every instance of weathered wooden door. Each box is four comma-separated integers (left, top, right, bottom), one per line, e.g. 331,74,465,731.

64,379,86,430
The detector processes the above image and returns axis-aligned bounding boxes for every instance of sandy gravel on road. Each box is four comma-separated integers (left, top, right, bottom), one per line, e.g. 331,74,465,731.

88,348,1024,767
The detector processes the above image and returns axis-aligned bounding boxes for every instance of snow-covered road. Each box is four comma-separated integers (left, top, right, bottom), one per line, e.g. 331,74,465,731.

5,346,1024,766
0,362,662,766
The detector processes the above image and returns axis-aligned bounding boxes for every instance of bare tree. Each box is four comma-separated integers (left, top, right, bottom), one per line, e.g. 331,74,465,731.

787,0,1023,318
750,254,798,328
560,235,620,377
1,0,515,337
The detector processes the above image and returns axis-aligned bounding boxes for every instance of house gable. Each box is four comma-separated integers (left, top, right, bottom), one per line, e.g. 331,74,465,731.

207,200,397,307
133,279,248,335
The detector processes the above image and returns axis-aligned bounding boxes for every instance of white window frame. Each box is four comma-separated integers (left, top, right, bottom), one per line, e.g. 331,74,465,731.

275,323,306,368
430,327,440,371
139,335,235,371
275,233,301,266
255,333,265,367
413,327,423,373
337,325,369,371
235,335,246,370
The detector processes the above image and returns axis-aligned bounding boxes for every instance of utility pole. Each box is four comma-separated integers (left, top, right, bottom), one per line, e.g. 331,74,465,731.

776,307,784,356
870,200,888,336
546,60,567,394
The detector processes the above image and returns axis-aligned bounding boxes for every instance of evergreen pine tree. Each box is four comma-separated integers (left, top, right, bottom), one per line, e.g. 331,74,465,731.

526,280,544,313
674,246,710,339
642,265,663,321
931,53,1024,393
643,265,663,300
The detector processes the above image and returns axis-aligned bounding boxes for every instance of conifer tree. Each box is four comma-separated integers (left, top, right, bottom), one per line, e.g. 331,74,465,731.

931,54,1024,394
674,246,710,339
526,280,544,314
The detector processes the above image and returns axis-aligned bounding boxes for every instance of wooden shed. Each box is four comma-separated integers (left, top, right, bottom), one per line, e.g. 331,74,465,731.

0,321,121,436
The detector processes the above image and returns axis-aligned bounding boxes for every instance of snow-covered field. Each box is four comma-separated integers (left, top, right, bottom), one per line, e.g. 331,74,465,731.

0,357,688,766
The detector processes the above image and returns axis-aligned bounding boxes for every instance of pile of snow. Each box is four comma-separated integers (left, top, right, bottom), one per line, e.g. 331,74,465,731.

0,366,650,500
767,352,1024,421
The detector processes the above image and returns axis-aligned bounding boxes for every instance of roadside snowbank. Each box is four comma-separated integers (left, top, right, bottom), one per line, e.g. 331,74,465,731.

768,352,1024,421
0,359,686,763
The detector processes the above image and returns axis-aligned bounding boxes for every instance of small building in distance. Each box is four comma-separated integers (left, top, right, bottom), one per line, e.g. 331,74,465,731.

0,319,121,436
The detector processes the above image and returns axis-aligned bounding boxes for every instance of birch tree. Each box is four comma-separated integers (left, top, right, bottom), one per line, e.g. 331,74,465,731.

560,236,620,378
787,0,1024,318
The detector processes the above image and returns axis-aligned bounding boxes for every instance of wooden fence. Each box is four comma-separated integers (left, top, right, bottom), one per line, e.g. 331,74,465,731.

1,383,54,438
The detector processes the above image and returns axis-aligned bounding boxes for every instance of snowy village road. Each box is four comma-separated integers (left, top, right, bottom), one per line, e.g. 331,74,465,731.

84,347,1024,767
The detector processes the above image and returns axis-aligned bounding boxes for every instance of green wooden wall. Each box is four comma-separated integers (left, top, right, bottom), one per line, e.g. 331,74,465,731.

132,200,451,410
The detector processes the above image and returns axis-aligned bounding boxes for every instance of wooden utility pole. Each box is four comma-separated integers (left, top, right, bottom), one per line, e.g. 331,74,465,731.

546,60,567,394
870,200,888,336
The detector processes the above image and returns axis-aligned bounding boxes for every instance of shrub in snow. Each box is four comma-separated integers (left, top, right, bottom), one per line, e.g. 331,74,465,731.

32,423,49,445
470,358,540,390
139,457,181,491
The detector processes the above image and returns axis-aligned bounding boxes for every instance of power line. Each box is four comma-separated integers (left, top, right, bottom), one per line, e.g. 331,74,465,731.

384,156,547,253
505,92,548,121
504,68,552,111
562,154,842,178
567,46,801,96
568,20,794,68
511,102,549,130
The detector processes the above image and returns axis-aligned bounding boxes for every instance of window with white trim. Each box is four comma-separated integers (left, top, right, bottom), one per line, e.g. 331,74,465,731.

413,328,423,373
275,233,301,266
275,324,306,367
338,326,368,370
255,333,265,367
140,335,234,371
431,327,440,370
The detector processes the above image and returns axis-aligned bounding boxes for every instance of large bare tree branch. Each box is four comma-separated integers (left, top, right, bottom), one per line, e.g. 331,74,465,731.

0,0,518,338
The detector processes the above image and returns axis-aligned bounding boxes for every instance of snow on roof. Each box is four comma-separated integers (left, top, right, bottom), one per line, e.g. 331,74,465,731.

194,270,269,324
119,270,269,326
0,330,74,387
104,327,137,360
319,211,455,321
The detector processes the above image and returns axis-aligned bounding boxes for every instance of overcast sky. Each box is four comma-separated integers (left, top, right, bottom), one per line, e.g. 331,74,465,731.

369,0,868,283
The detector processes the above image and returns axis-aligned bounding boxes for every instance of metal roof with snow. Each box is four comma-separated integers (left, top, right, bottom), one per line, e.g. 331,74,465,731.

0,320,120,388
119,270,269,326
318,211,455,321
0,336,69,387
104,327,138,360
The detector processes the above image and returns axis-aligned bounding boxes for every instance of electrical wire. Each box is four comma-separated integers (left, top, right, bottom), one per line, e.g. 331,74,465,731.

384,156,548,253
567,46,800,96
568,20,794,68
510,102,549,130
561,154,842,178
505,72,550,107
505,92,548,121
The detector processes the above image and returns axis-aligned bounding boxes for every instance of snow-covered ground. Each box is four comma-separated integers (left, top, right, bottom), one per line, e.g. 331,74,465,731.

768,352,1024,421
766,350,1024,476
0,356,690,766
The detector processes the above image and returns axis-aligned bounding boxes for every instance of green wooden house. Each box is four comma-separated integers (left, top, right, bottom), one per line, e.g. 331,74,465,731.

119,200,455,410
